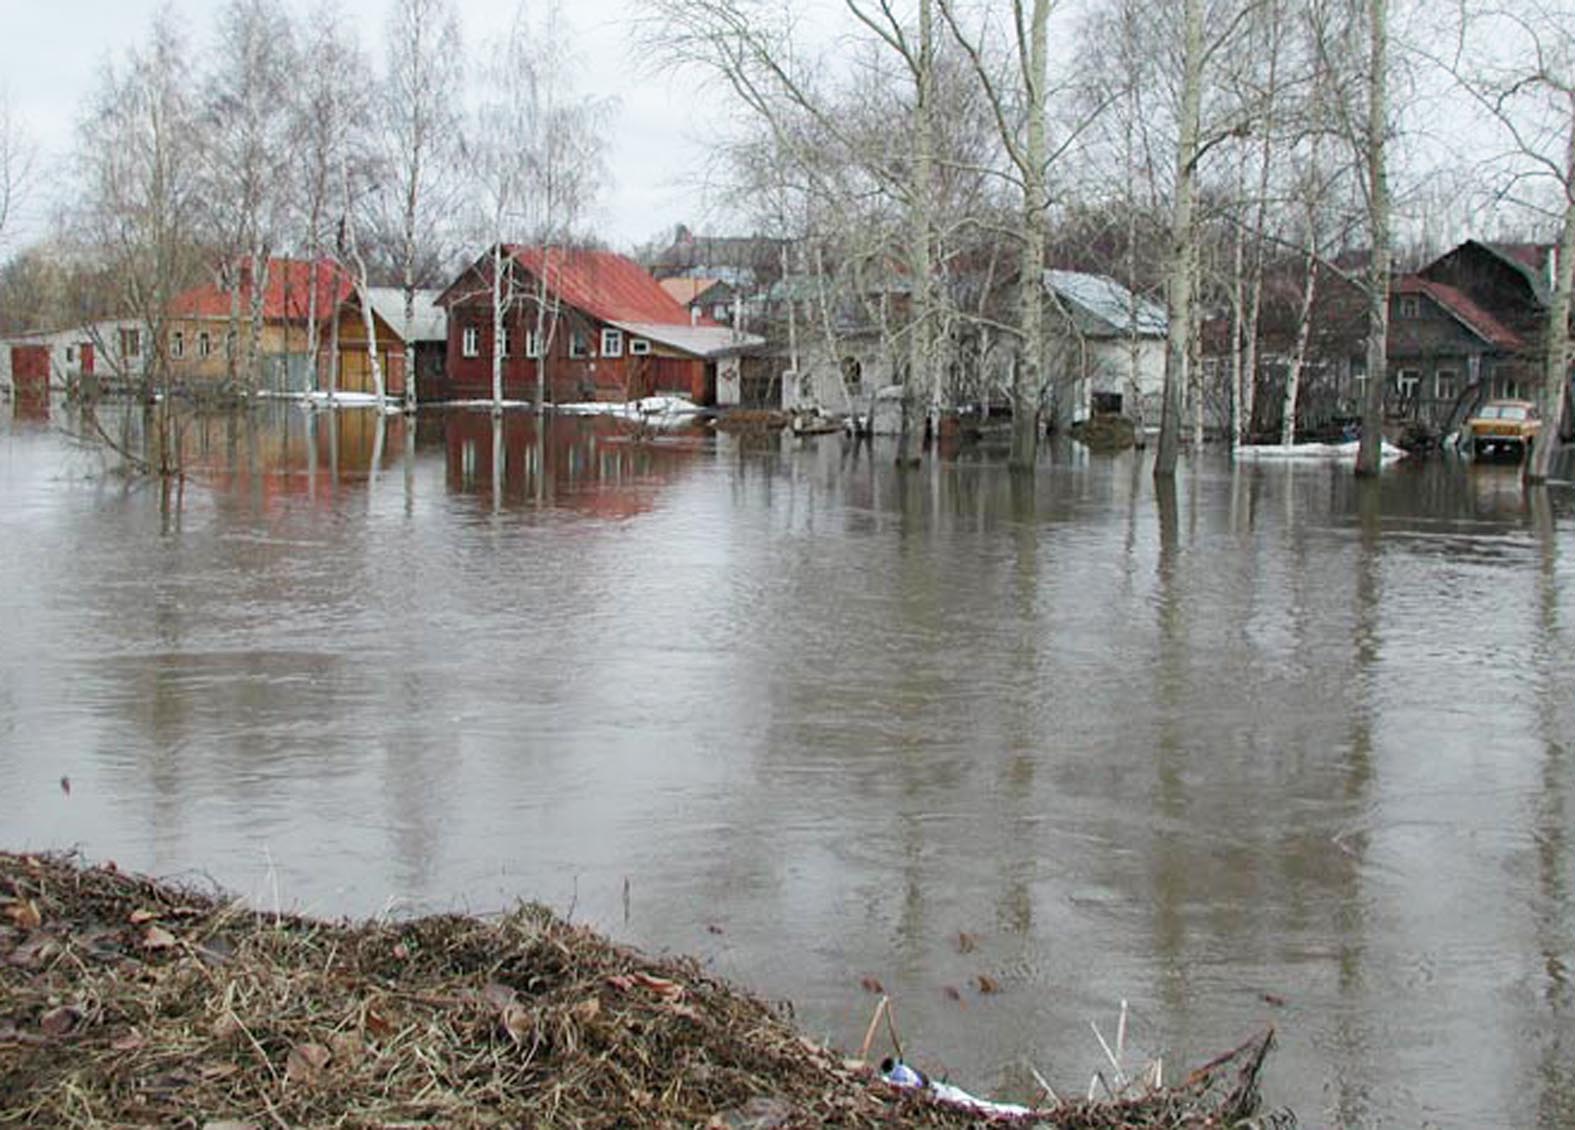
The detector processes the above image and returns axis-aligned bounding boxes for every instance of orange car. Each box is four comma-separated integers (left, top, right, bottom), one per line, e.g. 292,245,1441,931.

1465,399,1541,457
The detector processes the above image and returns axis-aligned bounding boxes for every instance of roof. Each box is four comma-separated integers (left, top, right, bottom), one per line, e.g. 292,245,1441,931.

658,277,725,306
501,246,717,327
1396,275,1523,351
612,321,763,359
169,259,353,321
1044,269,1167,337
1477,241,1552,303
364,288,447,343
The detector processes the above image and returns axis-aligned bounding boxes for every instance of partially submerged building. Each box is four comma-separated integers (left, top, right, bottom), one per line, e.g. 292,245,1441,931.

432,245,762,405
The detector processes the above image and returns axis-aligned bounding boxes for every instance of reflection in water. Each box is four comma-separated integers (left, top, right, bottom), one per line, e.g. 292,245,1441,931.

2,409,1575,1127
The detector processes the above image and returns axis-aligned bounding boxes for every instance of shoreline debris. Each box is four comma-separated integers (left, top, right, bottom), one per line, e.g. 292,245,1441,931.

1,851,1281,1127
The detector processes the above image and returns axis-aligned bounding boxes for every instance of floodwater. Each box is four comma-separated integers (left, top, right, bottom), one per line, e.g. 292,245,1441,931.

3,398,1574,1129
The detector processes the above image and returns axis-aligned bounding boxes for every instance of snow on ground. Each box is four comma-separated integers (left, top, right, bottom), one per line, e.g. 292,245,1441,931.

1234,439,1407,462
554,395,704,419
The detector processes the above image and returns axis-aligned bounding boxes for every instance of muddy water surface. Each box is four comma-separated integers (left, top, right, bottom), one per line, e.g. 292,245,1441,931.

3,401,1573,1128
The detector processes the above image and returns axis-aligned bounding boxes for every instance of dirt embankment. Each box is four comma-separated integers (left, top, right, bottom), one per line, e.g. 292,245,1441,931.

1,852,1276,1128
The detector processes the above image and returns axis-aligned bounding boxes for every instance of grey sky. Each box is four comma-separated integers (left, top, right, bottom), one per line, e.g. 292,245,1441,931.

1,0,721,251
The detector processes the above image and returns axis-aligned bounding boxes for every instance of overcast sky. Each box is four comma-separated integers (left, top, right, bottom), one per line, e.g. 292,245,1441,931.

1,0,727,253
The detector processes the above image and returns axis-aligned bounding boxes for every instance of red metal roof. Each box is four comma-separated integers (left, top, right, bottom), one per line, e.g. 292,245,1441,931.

503,246,716,327
1397,275,1524,352
169,259,354,321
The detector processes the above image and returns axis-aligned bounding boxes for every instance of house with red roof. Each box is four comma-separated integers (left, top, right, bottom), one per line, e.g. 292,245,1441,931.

431,245,762,405
164,258,409,396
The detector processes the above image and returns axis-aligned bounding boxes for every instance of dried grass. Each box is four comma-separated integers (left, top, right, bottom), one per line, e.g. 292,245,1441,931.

1,852,1277,1129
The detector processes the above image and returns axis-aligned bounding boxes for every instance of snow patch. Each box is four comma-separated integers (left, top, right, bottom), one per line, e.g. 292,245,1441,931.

1234,439,1407,463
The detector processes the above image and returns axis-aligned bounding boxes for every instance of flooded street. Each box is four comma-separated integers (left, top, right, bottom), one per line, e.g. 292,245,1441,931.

3,400,1574,1128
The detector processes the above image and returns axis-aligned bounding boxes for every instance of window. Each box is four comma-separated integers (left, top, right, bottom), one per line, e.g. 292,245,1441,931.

198,332,211,359
1499,377,1521,399
1398,296,1420,319
170,331,184,359
1436,368,1458,402
525,330,542,358
1396,368,1421,399
65,345,76,363
714,303,730,322
630,338,651,356
462,325,480,358
121,328,141,358
601,328,624,358
499,325,512,357
569,328,588,358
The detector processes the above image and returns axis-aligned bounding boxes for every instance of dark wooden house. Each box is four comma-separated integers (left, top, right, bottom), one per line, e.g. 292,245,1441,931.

431,246,761,405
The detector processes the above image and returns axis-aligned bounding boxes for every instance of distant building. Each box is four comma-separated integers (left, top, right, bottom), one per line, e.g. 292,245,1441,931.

432,245,762,405
1043,269,1168,425
165,259,408,397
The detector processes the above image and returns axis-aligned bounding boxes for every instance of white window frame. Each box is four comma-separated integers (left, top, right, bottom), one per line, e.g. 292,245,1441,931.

713,303,730,322
499,325,512,357
630,338,652,356
198,331,211,359
462,325,480,358
123,328,141,358
1398,296,1420,319
569,328,589,359
1396,368,1421,399
601,328,624,358
1435,368,1458,402
170,331,184,360
525,330,542,358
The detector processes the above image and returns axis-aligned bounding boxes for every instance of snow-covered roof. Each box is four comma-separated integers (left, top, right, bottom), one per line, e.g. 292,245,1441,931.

612,321,764,359
1043,270,1167,338
365,288,448,343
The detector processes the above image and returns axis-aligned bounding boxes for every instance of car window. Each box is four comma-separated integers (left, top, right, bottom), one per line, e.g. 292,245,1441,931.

1477,405,1501,419
1502,405,1527,420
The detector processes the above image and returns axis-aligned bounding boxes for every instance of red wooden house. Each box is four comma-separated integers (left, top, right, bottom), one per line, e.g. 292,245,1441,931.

430,245,762,405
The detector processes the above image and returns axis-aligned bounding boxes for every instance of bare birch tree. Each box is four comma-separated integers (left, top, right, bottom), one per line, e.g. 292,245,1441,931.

382,0,463,413
0,87,35,255
1354,0,1393,477
1446,0,1575,483
200,0,298,392
74,8,202,400
937,0,1055,469
294,1,370,395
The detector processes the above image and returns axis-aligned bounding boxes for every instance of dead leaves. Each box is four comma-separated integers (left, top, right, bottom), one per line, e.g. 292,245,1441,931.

39,1004,84,1037
285,1042,332,1085
4,899,42,931
142,925,179,951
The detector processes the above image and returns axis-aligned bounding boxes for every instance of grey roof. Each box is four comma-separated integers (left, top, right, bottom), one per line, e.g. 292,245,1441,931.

1043,270,1167,338
612,321,765,359
365,288,448,343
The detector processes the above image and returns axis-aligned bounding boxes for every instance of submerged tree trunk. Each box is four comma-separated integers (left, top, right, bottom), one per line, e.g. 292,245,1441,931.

1155,0,1203,480
1009,0,1049,471
1355,0,1391,477
897,0,936,468
1526,123,1575,484
1282,254,1319,447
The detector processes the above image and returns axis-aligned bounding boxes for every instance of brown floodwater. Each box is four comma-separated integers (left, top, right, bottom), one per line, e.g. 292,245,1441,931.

3,399,1573,1128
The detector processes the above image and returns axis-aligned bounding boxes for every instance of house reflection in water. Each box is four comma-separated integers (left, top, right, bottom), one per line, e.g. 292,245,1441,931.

435,409,709,518
174,405,408,507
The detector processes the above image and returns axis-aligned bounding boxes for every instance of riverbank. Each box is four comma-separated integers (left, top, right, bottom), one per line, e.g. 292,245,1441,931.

1,852,1277,1128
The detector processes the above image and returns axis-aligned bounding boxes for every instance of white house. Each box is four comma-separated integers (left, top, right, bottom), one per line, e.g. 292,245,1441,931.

1,319,149,393
1043,270,1168,426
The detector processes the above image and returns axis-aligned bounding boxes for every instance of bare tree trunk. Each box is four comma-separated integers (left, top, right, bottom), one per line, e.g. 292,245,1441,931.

1009,0,1049,470
1155,0,1203,479
1355,0,1391,477
1527,119,1575,484
492,241,506,413
897,0,936,468
1282,254,1318,447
